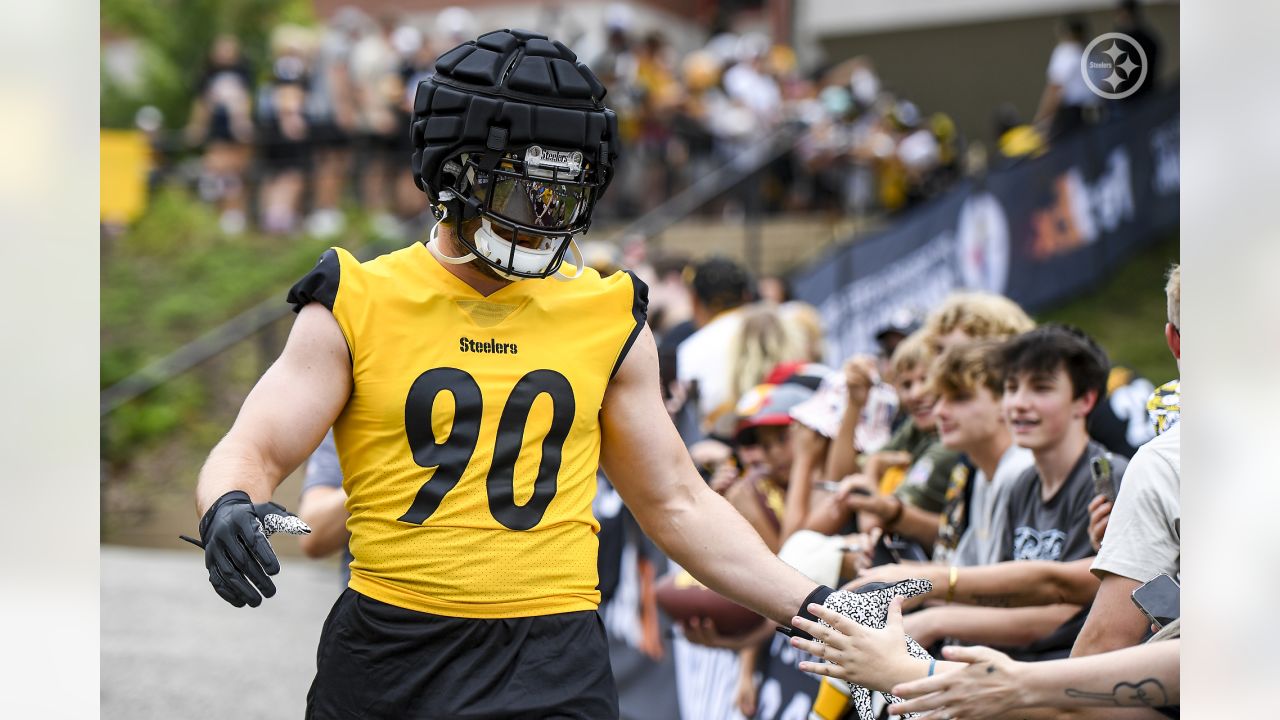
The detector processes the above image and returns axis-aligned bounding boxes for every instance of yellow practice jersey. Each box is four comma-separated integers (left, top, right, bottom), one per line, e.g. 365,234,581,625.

287,244,648,618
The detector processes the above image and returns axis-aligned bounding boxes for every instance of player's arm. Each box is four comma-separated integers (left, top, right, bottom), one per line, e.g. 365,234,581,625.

1070,572,1147,657
196,302,351,513
600,325,820,626
190,303,351,607
854,557,1100,608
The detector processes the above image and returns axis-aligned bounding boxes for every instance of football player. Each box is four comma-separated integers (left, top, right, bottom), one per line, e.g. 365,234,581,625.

189,30,852,718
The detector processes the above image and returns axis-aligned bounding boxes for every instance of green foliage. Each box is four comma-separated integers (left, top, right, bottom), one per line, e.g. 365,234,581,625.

101,188,333,460
100,0,316,129
1038,232,1180,385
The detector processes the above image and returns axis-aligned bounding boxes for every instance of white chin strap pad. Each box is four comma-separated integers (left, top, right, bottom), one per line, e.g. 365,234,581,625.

428,212,583,281
427,218,476,265
554,238,584,281
472,218,568,278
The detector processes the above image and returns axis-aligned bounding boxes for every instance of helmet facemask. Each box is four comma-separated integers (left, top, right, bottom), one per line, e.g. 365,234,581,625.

440,144,599,280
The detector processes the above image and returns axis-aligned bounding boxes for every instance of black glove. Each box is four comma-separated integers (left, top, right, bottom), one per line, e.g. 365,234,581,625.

181,491,311,608
779,584,837,641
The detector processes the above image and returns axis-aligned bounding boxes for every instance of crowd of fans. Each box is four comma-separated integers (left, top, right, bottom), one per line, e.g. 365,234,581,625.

622,252,1181,719
138,2,1161,240
294,243,1181,718
177,10,441,238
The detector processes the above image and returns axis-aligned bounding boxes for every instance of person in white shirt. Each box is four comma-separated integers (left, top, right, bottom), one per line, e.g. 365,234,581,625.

1072,263,1181,657
675,258,753,439
1035,17,1099,139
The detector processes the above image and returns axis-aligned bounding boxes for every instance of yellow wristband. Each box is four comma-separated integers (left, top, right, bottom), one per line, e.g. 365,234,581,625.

946,566,959,603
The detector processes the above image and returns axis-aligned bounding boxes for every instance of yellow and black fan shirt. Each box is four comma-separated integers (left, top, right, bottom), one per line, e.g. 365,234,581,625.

287,244,647,618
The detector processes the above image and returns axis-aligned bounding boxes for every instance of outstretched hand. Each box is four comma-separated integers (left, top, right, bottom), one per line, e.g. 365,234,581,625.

889,645,1026,719
845,561,927,593
789,596,923,693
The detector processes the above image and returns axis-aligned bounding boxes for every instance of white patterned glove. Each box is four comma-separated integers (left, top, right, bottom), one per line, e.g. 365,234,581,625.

816,579,935,720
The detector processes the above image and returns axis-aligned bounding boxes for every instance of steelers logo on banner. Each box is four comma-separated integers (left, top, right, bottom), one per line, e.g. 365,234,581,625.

956,192,1011,294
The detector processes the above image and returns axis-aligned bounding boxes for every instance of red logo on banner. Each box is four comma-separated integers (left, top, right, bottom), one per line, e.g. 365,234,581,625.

1030,173,1090,260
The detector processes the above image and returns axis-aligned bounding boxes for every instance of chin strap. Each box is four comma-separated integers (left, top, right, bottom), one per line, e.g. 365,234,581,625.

429,198,584,281
426,207,477,265
554,238,585,281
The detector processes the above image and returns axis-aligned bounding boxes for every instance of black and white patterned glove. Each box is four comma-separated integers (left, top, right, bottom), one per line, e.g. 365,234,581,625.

818,579,934,720
180,490,311,608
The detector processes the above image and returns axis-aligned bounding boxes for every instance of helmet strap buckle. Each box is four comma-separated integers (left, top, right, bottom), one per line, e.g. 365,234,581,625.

479,126,509,174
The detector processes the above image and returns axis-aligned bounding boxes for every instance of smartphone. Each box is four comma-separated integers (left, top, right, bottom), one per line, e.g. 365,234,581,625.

1131,573,1180,629
1091,454,1117,503
872,532,929,565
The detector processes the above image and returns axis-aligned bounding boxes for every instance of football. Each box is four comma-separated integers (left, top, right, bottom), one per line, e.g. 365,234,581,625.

654,569,766,637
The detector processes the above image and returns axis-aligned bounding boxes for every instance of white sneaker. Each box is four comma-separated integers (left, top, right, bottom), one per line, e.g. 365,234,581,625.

371,212,405,240
306,209,346,239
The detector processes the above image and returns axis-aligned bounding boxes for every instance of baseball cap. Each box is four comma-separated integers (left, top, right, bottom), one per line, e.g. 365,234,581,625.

788,370,846,438
735,382,815,444
764,361,830,391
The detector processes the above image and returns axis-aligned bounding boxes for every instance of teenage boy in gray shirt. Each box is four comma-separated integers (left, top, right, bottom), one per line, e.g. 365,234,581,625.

995,325,1126,660
884,325,1124,659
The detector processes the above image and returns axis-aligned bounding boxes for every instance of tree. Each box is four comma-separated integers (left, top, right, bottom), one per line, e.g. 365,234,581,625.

100,0,313,129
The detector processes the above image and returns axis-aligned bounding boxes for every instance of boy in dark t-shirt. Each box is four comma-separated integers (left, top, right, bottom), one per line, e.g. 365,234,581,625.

998,326,1125,564
1002,441,1122,564
994,325,1125,660
886,325,1123,660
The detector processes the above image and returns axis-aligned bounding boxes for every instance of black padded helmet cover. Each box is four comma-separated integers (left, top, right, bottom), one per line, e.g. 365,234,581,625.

410,29,618,232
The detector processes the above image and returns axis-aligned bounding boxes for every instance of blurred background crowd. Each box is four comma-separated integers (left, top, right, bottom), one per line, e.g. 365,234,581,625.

102,0,1172,239
100,2,1181,719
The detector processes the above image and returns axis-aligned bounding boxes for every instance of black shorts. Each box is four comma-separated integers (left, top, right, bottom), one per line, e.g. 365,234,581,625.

306,588,618,719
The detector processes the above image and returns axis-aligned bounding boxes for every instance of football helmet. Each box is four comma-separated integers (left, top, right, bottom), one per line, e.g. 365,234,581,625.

411,29,618,280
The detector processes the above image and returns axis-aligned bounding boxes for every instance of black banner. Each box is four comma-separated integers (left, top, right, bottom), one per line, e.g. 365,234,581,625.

751,632,822,720
792,89,1179,361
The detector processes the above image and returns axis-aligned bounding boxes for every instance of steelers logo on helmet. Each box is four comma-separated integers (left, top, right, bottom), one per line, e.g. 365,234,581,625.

410,29,618,280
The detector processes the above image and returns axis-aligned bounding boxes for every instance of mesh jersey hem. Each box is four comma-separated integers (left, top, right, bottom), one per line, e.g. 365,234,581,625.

349,571,601,619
